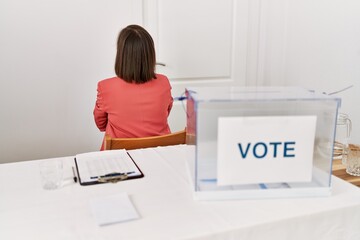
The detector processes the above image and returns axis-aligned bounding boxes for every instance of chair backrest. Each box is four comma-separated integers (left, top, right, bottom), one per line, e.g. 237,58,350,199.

104,129,186,150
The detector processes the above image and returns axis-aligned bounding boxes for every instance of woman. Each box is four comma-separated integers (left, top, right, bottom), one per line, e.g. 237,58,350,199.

93,25,173,150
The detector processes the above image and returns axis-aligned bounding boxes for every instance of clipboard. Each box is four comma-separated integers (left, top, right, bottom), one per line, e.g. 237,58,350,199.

74,150,144,186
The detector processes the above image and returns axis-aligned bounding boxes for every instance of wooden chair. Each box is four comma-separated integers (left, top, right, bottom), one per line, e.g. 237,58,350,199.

104,129,186,150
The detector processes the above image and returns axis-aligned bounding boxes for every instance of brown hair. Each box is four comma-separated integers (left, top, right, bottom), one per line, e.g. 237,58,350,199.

115,25,156,83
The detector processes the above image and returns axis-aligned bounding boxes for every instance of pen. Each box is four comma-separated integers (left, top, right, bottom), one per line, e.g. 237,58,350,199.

72,166,78,183
90,171,135,179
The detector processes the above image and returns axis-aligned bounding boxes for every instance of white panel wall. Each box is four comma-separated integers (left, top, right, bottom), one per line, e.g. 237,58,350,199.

156,0,233,80
254,0,360,144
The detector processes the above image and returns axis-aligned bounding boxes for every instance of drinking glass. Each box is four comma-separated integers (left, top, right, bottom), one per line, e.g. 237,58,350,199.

346,144,360,176
39,159,63,190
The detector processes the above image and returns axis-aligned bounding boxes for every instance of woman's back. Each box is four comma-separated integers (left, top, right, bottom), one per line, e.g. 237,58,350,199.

94,74,172,139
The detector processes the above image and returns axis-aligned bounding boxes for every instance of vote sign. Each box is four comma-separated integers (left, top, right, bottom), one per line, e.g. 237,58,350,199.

217,116,317,185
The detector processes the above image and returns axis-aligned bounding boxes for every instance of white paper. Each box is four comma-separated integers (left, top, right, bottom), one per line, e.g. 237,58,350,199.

89,192,140,226
75,150,142,184
217,116,317,185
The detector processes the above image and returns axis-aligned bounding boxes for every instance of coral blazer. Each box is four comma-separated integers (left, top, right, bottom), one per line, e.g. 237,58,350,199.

93,74,173,150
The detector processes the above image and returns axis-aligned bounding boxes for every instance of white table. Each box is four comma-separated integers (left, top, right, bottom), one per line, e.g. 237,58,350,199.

1,145,360,240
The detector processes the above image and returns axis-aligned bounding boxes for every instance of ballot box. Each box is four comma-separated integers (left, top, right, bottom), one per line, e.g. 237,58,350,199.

185,87,340,200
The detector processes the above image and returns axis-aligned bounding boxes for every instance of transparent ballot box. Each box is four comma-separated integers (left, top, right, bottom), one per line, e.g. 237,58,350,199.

185,87,340,200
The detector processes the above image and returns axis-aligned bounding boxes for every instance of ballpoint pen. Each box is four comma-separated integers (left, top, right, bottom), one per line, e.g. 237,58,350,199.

72,166,78,183
90,171,135,179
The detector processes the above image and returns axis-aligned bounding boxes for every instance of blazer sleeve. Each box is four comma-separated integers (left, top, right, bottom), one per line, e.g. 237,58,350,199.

167,77,173,116
93,82,108,131
167,97,173,116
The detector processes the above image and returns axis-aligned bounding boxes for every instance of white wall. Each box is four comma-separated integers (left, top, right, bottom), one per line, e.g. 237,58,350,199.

0,0,142,163
1,0,359,163
255,0,360,144
285,0,360,145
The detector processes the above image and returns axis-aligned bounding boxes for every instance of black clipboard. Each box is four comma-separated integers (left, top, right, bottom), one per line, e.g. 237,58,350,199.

74,151,144,186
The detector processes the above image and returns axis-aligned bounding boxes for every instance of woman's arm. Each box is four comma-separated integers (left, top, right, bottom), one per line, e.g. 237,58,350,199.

93,82,107,131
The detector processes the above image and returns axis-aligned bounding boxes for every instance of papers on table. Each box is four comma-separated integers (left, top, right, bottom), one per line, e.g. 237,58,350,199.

89,192,140,226
75,150,143,185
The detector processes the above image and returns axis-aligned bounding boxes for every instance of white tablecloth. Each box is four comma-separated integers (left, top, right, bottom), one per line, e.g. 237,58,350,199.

0,145,359,240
